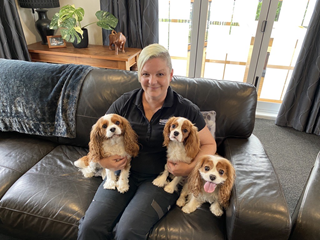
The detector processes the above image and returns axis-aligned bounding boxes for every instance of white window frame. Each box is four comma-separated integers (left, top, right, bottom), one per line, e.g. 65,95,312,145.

188,0,281,118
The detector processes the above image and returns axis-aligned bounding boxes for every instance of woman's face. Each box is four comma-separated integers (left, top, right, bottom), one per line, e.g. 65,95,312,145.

140,57,173,103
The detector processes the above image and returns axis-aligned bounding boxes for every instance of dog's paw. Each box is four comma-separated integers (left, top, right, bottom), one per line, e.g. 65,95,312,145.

181,204,197,214
74,159,85,168
116,182,129,193
164,184,175,194
103,180,116,190
176,197,186,207
210,204,223,216
81,168,95,178
101,169,107,180
152,176,168,187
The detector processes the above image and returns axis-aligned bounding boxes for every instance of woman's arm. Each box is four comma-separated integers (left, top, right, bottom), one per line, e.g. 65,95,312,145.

167,125,216,176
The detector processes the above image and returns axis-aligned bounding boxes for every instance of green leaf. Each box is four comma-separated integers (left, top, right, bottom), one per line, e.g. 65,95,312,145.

73,8,85,23
60,18,77,30
95,10,118,30
60,26,82,43
74,26,83,35
49,13,59,29
60,28,70,41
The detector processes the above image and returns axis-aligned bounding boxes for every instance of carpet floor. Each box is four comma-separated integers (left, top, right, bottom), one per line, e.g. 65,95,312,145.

253,118,320,214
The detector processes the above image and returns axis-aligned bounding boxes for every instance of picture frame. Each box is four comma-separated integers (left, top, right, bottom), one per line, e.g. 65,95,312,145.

47,35,66,48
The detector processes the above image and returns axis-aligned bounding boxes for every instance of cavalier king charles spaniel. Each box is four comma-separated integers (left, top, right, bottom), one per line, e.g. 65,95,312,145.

177,154,235,216
74,114,139,193
153,116,200,193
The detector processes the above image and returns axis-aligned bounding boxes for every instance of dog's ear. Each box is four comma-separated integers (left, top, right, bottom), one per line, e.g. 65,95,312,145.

218,159,236,208
185,124,200,159
123,117,139,157
188,156,206,197
163,117,175,147
88,119,103,162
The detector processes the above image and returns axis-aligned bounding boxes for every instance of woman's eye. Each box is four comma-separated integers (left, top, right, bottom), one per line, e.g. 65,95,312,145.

102,124,107,128
142,73,149,77
157,73,164,77
115,121,120,125
219,170,224,175
204,166,210,171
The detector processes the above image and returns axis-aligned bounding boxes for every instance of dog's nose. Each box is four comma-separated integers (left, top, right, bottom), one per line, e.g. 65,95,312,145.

210,175,216,181
174,131,179,136
110,127,116,133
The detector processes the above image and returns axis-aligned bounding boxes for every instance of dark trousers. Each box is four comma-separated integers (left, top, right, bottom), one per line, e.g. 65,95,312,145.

77,173,179,240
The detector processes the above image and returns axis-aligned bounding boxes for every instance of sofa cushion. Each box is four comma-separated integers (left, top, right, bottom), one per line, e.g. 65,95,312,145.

149,204,226,240
0,144,101,240
0,132,57,199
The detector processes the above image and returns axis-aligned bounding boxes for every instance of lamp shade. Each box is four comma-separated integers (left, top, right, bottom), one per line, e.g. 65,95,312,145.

18,0,60,8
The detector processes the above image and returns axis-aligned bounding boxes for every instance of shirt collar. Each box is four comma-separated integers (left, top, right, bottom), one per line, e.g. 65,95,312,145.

135,86,174,109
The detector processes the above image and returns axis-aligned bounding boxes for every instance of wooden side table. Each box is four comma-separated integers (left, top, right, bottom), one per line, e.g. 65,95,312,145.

28,42,141,70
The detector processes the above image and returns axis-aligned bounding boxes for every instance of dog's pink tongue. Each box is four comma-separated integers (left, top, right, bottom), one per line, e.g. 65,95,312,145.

204,182,216,193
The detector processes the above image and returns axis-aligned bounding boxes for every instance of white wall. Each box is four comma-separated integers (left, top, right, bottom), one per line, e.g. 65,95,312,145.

16,0,102,45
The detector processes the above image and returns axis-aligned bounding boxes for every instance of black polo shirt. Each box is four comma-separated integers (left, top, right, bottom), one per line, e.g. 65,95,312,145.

106,86,205,177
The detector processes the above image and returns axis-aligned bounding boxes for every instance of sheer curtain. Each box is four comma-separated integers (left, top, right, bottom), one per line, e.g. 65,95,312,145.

0,0,30,60
275,0,320,136
100,0,158,48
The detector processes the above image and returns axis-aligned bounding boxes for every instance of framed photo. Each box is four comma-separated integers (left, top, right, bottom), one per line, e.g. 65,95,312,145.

47,35,66,48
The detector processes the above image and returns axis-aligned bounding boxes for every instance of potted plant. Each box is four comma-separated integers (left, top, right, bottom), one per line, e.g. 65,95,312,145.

50,5,118,48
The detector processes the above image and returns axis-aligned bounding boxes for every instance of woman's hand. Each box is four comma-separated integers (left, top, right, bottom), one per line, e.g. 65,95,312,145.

167,161,194,177
99,155,127,171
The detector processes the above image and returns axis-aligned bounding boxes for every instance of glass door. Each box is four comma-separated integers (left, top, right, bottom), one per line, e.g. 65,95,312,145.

202,0,260,82
257,0,316,102
159,0,194,76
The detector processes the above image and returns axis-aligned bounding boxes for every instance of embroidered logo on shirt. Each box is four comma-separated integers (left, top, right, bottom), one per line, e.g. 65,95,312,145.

159,119,168,125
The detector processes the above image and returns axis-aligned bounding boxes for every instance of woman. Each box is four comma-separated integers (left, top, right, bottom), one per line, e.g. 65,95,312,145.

78,44,216,240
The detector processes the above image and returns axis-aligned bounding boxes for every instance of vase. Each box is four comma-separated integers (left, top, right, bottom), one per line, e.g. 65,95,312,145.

73,28,89,48
35,9,55,45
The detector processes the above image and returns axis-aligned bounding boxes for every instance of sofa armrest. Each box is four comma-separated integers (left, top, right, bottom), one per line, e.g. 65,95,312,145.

222,135,291,240
290,151,320,240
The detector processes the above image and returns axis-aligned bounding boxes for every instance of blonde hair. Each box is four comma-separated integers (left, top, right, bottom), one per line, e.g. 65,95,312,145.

137,44,172,81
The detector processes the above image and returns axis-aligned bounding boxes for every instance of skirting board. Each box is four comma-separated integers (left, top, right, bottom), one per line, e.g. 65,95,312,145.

256,101,281,120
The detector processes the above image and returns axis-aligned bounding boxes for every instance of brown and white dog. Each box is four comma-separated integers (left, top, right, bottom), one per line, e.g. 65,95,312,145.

153,117,200,193
177,154,235,216
74,114,139,193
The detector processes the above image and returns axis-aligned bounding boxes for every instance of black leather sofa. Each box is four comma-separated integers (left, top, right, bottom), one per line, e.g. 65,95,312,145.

0,60,291,239
290,151,320,240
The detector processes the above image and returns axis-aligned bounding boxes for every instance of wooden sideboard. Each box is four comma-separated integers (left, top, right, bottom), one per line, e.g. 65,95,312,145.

28,42,141,70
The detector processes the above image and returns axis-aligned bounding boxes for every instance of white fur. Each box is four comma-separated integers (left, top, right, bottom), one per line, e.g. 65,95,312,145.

153,117,198,194
101,134,131,193
177,155,233,216
101,115,133,193
74,114,138,194
179,183,222,215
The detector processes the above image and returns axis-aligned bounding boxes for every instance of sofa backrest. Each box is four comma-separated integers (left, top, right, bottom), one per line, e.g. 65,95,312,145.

57,68,257,147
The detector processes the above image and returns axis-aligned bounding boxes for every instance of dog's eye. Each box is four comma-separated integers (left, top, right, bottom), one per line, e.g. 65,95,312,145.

219,170,224,175
115,121,120,125
102,124,107,128
171,124,176,128
204,166,210,171
183,129,188,133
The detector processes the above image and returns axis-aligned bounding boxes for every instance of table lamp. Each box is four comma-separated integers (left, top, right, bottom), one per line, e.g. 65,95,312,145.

18,0,60,45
